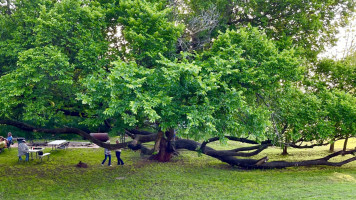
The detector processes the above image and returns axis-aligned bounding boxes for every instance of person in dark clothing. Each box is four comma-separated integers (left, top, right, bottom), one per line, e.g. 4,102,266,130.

115,139,124,165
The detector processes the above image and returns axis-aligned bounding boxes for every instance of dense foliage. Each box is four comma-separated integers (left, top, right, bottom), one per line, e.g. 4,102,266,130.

0,0,355,168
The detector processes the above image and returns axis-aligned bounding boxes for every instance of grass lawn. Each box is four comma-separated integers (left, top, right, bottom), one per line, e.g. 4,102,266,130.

1,139,356,200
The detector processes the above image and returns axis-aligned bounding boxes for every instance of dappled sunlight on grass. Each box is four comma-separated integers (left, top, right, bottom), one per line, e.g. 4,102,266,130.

330,172,356,182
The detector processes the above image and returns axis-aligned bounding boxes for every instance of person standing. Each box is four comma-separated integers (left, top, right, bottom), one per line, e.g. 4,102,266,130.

101,141,112,166
115,140,124,165
18,139,29,161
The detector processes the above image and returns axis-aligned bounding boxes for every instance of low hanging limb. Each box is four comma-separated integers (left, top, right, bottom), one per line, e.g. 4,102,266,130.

205,144,270,157
0,119,129,150
2,119,356,169
175,138,356,169
288,137,345,149
195,137,271,158
175,139,270,168
199,136,259,151
123,131,356,169
259,149,356,169
289,142,330,149
125,129,156,155
231,145,267,152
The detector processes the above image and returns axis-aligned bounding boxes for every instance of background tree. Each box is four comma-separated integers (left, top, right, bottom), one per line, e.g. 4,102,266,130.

169,0,355,60
309,50,356,151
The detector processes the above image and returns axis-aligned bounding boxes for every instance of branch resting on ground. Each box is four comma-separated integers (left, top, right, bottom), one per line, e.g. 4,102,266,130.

2,119,356,169
125,130,356,169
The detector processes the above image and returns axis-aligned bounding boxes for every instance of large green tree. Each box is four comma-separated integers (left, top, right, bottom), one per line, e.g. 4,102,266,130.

1,0,356,169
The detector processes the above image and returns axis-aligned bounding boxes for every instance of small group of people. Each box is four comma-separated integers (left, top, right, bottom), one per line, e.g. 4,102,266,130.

3,132,125,164
0,132,30,161
0,132,13,151
101,139,125,166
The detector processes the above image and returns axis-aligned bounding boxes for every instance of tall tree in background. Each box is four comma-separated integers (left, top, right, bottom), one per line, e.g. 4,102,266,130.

310,50,356,152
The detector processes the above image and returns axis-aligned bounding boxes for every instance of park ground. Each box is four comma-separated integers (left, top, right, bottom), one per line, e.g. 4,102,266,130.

1,139,356,200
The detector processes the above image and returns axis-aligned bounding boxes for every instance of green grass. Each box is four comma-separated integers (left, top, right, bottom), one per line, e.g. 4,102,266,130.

1,139,356,200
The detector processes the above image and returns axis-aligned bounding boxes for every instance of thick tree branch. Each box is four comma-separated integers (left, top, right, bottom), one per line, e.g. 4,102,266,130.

231,145,265,152
199,136,271,151
205,144,270,157
199,136,260,151
289,142,330,149
0,119,128,150
125,129,157,155
174,138,356,169
288,137,346,149
126,129,155,136
58,109,88,117
3,119,355,169
260,150,356,169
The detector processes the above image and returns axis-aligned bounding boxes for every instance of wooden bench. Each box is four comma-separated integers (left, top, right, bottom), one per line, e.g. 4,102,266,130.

39,153,51,162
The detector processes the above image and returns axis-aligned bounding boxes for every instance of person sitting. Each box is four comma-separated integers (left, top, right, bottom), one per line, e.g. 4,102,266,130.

18,139,29,162
6,132,13,148
0,136,7,149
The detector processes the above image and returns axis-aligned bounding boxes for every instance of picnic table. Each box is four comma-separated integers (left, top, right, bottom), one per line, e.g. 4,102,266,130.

48,140,68,151
28,147,44,160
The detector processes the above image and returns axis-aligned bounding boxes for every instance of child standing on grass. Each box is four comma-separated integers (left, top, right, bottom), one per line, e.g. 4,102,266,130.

115,139,124,165
101,141,112,166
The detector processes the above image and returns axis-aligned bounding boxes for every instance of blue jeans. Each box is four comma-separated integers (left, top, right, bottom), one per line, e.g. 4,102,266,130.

116,151,124,165
102,154,111,166
19,153,29,161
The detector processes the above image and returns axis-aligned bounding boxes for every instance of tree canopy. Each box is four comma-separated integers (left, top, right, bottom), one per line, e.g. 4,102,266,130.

1,0,356,169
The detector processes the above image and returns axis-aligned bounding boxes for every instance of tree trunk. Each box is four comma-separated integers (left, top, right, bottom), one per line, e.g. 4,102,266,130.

343,137,349,152
6,0,12,15
154,137,173,162
281,145,288,155
329,142,335,152
153,131,164,154
151,129,175,162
